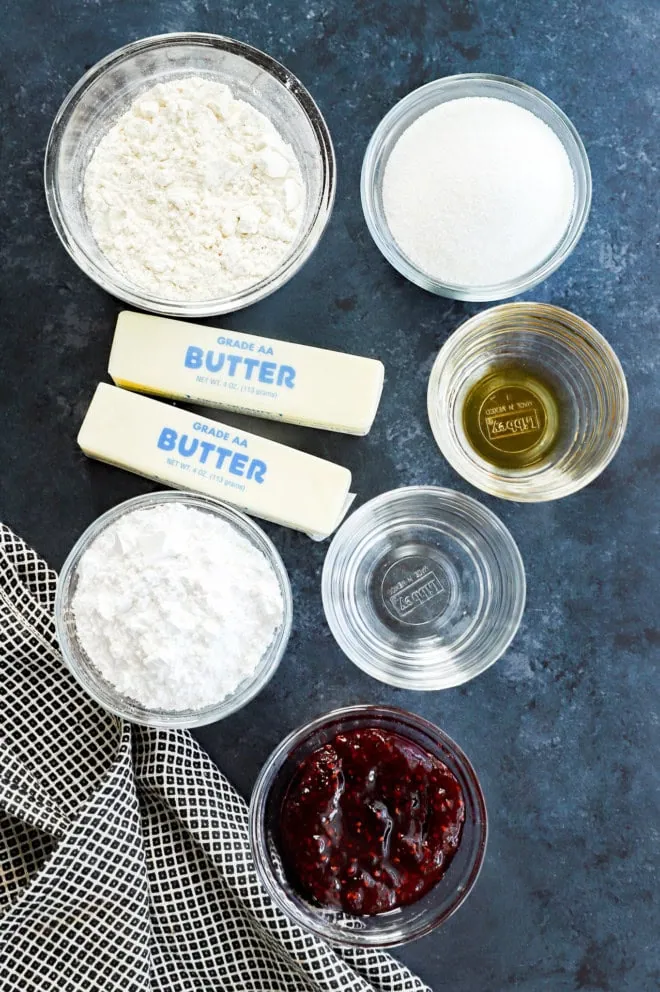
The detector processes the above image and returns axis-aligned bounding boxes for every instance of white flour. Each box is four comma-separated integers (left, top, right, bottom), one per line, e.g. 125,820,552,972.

84,77,305,301
72,503,284,711
383,96,575,287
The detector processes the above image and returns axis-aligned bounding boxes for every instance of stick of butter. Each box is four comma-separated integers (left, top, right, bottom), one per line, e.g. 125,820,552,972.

108,311,384,436
78,384,353,539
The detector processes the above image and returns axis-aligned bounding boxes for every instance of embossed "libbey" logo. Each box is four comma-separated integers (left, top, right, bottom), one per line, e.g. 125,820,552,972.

382,557,447,625
485,407,542,441
478,384,548,454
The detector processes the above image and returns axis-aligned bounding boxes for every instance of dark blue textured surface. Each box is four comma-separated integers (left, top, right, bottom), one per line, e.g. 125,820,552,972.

1,2,658,989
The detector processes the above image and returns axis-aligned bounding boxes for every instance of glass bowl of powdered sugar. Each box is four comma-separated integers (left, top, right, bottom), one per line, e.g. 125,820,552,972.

361,73,591,302
44,33,334,317
55,491,293,728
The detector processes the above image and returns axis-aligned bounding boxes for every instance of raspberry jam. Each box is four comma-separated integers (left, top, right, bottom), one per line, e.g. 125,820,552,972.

279,727,465,916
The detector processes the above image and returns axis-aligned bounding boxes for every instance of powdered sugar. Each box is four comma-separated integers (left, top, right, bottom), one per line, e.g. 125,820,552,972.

72,502,284,711
383,97,575,287
84,76,305,301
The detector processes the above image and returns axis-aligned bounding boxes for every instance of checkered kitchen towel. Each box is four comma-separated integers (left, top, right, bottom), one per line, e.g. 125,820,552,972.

0,524,429,992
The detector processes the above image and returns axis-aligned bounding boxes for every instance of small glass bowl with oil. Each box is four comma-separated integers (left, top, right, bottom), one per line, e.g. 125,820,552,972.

427,303,628,502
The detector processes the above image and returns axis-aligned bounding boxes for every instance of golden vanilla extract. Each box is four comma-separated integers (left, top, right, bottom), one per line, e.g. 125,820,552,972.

461,365,561,470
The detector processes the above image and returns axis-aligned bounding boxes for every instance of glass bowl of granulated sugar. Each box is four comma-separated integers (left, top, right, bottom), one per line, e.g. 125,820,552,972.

55,492,293,729
361,74,591,302
44,33,335,317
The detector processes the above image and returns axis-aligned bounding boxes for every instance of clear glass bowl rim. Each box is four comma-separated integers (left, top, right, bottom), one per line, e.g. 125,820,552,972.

360,72,592,302
427,302,629,502
54,490,293,728
249,703,488,947
321,485,526,690
44,32,336,317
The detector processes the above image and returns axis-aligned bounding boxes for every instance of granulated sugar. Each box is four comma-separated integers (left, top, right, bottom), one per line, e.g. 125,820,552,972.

72,502,284,711
383,97,575,287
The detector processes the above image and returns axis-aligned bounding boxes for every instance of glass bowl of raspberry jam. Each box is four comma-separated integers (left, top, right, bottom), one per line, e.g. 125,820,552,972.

249,705,487,947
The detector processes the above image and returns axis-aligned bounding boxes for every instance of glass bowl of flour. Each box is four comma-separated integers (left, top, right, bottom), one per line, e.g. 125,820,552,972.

44,33,335,316
55,491,293,728
361,74,591,302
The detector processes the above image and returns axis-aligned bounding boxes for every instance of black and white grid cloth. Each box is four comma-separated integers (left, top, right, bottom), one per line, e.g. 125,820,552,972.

0,524,430,992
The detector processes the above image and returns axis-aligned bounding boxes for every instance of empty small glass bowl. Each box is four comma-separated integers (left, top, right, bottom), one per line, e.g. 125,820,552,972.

55,491,292,728
321,487,525,689
44,33,335,317
428,303,629,502
249,704,487,947
361,73,591,302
